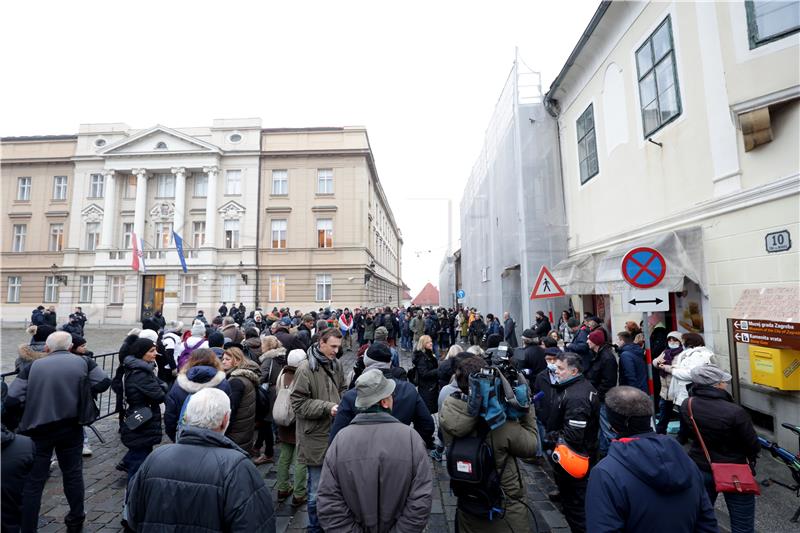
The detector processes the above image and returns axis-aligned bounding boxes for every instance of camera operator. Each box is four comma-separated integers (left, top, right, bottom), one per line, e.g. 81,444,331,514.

513,328,547,378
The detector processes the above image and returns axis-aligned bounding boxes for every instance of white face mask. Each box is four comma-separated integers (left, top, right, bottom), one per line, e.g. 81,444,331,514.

547,363,558,373
668,341,680,349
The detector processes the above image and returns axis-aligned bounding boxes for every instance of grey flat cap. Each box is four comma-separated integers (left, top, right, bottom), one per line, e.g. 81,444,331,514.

355,369,396,409
690,364,732,385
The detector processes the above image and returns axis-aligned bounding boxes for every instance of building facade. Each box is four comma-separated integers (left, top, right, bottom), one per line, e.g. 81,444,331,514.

545,1,799,450
1,121,402,325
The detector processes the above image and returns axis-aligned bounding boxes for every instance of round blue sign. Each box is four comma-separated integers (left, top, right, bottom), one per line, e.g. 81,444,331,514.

456,289,466,299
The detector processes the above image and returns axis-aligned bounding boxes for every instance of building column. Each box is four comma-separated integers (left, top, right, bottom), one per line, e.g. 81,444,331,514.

100,169,116,249
172,167,186,237
203,166,218,247
132,168,148,240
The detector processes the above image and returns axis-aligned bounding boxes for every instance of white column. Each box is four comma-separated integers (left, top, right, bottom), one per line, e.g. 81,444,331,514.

132,168,148,240
171,167,186,237
203,166,219,247
100,169,116,249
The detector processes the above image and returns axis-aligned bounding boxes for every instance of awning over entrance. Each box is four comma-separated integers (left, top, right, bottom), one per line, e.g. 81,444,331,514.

553,227,706,296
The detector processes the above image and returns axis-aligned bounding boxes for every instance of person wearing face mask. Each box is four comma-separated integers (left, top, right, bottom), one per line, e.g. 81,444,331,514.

531,348,561,463
651,331,683,434
533,310,552,338
543,352,600,533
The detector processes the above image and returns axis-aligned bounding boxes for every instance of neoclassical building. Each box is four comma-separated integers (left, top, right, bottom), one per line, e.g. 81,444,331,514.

1,120,403,325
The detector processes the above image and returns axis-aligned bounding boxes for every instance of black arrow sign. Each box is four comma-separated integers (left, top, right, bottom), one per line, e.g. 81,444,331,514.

628,298,663,306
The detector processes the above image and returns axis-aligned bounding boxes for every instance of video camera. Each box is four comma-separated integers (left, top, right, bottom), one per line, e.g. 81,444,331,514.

467,343,532,430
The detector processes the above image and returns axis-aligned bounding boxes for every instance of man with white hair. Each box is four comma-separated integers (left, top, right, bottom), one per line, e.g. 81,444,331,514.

126,388,276,532
7,330,110,533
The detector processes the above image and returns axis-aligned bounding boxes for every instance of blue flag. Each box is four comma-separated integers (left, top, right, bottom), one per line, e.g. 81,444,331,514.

173,231,188,273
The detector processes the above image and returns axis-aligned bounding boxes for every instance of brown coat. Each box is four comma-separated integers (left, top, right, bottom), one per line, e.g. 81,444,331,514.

224,359,260,449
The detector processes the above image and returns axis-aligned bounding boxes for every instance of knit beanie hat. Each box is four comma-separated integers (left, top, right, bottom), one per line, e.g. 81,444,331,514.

141,317,161,332
70,335,87,349
287,349,307,368
522,328,536,340
31,324,56,343
588,330,605,346
131,338,155,359
208,331,225,348
374,326,389,342
138,329,159,343
364,343,393,367
191,321,206,337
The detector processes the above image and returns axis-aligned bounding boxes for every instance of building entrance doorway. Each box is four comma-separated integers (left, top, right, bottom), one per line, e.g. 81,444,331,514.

141,274,165,321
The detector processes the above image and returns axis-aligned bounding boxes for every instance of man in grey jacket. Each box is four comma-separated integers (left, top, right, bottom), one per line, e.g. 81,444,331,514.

7,331,110,533
318,369,433,532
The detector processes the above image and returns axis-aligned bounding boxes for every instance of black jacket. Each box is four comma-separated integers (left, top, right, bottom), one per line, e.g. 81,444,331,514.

544,374,600,456
584,344,618,403
566,327,590,360
533,317,551,338
412,349,439,414
532,368,558,425
118,357,167,449
330,368,435,448
679,385,760,472
514,343,547,378
1,425,34,532
437,356,458,389
126,426,276,532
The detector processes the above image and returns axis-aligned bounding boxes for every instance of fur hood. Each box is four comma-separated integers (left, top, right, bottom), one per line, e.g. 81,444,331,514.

259,346,286,363
227,359,261,388
176,366,226,393
17,343,48,364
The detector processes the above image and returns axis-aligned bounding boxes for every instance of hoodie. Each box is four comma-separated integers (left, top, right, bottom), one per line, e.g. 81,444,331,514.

586,433,717,533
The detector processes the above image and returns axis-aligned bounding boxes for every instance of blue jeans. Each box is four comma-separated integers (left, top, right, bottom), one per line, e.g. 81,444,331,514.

307,464,323,533
536,420,546,458
124,445,153,486
702,471,755,533
598,403,615,457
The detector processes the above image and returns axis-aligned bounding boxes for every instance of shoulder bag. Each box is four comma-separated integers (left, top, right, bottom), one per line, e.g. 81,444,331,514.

687,397,760,495
122,372,153,431
78,357,100,426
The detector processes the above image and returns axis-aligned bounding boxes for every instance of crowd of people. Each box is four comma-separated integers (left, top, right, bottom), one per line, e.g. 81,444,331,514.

1,302,762,533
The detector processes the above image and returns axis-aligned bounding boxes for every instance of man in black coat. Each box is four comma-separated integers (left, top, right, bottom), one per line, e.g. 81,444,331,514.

532,310,551,338
1,383,35,533
514,328,547,379
218,302,228,317
126,388,276,532
585,329,618,459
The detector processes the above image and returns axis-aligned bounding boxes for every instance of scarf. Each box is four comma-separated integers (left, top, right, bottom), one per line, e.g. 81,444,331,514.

660,346,683,376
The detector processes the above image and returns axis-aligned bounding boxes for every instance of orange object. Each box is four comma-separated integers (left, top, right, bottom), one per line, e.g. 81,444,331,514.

552,442,590,479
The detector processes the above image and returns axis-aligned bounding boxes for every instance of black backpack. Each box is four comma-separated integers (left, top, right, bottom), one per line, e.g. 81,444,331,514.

447,420,507,521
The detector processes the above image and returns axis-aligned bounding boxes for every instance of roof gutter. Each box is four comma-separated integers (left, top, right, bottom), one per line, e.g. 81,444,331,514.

544,0,612,117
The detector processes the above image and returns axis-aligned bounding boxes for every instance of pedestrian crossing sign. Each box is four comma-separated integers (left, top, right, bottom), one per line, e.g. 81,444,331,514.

530,265,565,300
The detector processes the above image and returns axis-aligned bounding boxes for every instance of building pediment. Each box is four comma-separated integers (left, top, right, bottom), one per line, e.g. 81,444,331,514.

81,203,104,223
98,125,222,156
218,200,246,220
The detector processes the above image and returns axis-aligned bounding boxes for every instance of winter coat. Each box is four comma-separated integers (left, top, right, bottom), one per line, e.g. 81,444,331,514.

412,349,439,414
668,346,717,407
437,356,459,389
318,412,433,532
225,359,261,448
584,344,618,403
409,316,425,339
533,317,551,338
330,367,435,447
30,308,45,326
514,343,547,378
363,319,376,342
243,336,263,361
652,345,683,400
126,426,276,532
42,311,57,328
175,336,209,369
120,356,167,449
290,346,346,465
586,433,718,533
439,393,539,533
7,351,110,436
164,366,232,442
679,384,760,472
504,318,517,347
259,347,287,394
532,368,558,425
1,424,34,532
617,343,648,394
14,343,47,372
274,327,301,352
220,323,244,344
275,367,298,444
543,374,600,456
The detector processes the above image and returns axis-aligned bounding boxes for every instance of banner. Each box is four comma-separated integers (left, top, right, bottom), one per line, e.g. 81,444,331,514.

173,231,188,273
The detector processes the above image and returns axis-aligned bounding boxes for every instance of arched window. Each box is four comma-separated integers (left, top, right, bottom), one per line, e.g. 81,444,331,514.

155,141,168,150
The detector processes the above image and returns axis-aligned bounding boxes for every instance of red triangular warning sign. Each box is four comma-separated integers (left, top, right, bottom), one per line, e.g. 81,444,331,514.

530,266,565,300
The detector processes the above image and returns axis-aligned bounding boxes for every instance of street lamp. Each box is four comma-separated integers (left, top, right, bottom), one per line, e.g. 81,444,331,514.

238,261,248,285
50,263,68,286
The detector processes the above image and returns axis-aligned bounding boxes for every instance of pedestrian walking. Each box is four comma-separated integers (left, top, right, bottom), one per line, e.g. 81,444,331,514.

503,311,518,348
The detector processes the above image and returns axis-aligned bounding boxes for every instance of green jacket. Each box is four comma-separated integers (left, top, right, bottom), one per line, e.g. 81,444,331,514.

290,350,346,466
439,394,539,533
410,316,425,337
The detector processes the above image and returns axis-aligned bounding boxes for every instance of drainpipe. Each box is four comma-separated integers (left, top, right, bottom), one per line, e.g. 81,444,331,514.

255,130,263,309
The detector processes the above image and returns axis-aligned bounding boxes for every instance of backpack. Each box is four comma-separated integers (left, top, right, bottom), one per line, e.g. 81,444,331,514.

272,369,295,427
255,360,275,422
177,338,205,370
447,420,507,521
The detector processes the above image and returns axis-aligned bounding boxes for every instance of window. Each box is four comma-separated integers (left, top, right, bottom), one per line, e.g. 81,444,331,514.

577,104,599,184
12,224,26,252
7,276,21,303
89,174,105,198
154,222,173,249
316,274,332,301
85,223,100,251
109,275,125,304
122,223,134,249
94,138,107,148
53,176,68,200
224,219,240,248
192,221,206,248
49,223,64,251
271,219,287,249
271,169,288,195
123,175,137,199
155,141,168,150
182,274,198,303
746,1,800,48
636,17,681,137
225,170,242,195
44,276,59,303
317,218,333,248
270,275,286,302
16,177,31,201
79,275,94,303
156,174,175,198
481,267,489,282
221,274,237,302
317,168,333,194
193,174,208,197
229,133,242,143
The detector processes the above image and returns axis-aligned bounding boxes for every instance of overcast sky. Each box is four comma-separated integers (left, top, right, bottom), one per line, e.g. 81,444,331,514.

1,0,599,296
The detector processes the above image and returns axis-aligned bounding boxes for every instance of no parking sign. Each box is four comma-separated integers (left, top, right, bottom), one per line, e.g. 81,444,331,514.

621,247,666,289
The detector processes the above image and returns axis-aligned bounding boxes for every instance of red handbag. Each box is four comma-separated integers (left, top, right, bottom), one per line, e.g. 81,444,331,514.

687,398,761,495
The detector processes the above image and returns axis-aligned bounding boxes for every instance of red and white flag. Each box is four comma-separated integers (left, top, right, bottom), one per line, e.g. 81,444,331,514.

131,232,140,272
